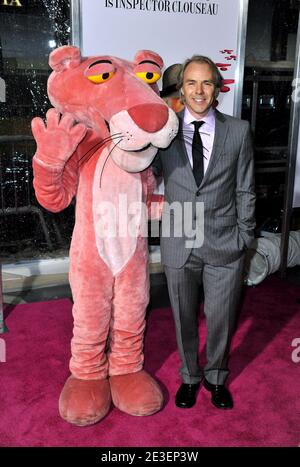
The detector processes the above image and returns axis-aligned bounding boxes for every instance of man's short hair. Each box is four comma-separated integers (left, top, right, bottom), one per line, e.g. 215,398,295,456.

178,55,223,90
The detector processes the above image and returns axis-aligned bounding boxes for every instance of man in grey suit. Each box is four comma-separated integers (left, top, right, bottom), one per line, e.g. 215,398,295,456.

152,55,256,409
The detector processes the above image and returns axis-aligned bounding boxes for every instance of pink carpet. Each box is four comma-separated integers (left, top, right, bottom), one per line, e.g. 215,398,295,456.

0,274,299,447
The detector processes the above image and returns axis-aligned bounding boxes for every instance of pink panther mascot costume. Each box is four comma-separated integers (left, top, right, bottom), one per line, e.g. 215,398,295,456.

31,46,178,426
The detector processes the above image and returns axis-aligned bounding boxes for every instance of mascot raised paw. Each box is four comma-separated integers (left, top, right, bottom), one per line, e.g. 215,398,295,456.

31,46,178,426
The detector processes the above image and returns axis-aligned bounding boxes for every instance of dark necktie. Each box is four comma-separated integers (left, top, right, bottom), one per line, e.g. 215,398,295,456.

191,120,204,187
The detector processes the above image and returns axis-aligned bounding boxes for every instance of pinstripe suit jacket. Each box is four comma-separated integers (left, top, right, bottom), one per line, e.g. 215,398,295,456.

152,109,256,268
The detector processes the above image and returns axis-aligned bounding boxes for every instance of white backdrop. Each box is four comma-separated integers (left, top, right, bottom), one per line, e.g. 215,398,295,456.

78,0,247,116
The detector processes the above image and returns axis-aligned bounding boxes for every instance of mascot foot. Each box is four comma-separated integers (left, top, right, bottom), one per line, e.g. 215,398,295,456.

109,370,163,416
59,375,111,426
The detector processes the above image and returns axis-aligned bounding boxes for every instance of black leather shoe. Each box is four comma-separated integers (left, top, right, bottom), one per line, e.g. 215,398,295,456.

175,383,200,408
203,378,233,409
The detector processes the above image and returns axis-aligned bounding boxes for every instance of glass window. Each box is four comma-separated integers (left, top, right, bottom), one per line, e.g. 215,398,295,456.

0,0,72,263
242,0,299,234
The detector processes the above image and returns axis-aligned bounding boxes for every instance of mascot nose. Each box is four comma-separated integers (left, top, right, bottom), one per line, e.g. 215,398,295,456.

128,104,168,133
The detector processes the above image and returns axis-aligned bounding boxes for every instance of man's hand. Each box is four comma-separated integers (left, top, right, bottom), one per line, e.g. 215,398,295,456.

32,108,87,166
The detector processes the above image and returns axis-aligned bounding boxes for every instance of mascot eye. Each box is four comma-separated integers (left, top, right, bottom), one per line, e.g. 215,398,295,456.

136,72,161,84
87,72,114,84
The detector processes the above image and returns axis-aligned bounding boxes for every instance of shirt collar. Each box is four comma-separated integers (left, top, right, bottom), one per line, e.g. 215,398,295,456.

183,106,215,130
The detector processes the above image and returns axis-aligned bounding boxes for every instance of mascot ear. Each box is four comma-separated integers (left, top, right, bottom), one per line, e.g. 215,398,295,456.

49,45,82,72
134,50,164,70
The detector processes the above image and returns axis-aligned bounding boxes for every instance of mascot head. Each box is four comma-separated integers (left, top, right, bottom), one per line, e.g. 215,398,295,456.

47,46,178,172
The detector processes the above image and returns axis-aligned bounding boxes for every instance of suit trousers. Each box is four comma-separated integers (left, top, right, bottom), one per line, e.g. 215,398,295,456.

164,249,245,385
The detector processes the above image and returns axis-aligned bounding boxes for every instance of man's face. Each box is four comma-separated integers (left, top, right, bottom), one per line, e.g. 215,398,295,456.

181,62,217,118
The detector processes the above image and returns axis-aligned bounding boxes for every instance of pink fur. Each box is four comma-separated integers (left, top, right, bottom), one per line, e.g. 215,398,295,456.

32,46,178,426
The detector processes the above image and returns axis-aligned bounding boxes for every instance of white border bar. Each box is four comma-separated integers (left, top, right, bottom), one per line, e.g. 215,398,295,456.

234,0,249,118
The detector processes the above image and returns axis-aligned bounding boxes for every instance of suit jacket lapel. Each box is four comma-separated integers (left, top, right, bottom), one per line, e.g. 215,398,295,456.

176,112,198,188
200,110,229,187
176,109,229,190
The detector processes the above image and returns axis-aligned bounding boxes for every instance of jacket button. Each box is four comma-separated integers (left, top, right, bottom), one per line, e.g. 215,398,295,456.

196,190,201,196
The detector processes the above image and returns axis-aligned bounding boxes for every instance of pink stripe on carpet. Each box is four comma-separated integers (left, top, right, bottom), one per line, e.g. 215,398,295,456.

0,275,299,447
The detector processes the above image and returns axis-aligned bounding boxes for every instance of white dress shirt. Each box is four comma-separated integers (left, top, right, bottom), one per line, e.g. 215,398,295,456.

183,106,216,174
